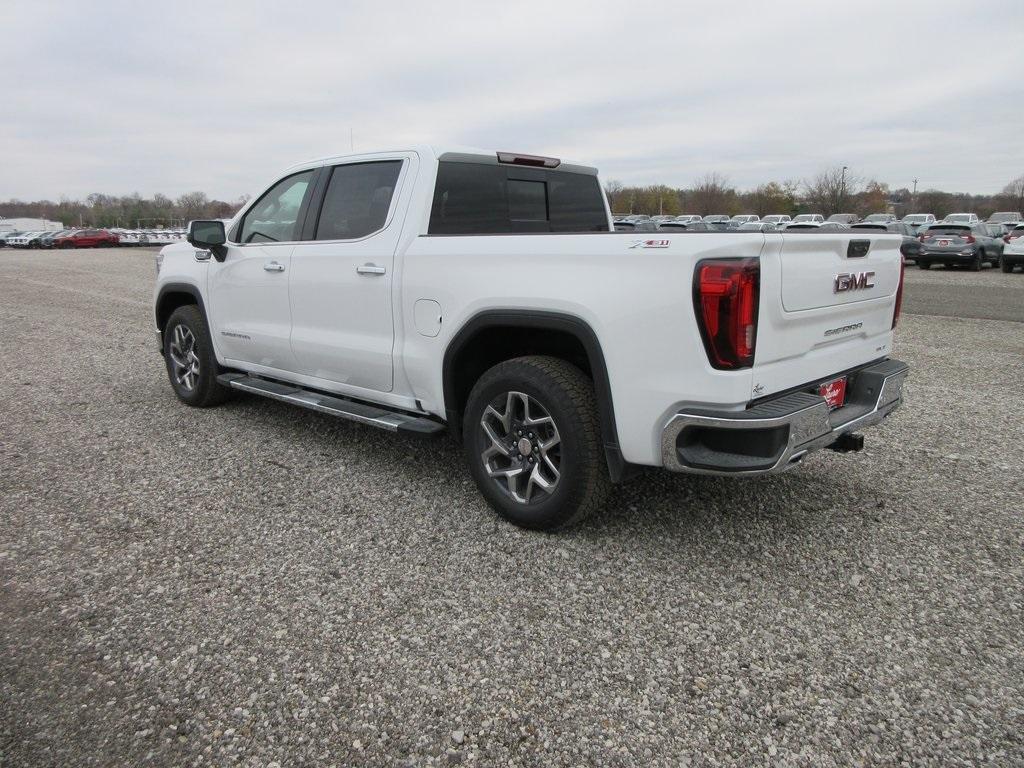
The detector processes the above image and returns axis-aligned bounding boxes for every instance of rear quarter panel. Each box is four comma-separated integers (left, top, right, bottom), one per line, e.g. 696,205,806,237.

399,232,765,465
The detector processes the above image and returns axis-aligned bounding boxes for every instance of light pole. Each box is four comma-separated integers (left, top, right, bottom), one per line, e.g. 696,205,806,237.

840,166,848,210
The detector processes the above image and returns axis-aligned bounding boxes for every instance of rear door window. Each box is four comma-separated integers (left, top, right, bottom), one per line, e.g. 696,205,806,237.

314,161,403,241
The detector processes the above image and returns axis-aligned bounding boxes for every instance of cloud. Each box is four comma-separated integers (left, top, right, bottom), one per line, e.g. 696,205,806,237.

1,0,1022,200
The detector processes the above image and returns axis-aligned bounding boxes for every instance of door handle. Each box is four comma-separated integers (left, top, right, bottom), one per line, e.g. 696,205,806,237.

356,264,386,275
264,261,285,272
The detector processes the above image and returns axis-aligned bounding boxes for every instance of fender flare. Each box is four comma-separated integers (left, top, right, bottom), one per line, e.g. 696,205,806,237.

155,282,208,336
442,309,630,482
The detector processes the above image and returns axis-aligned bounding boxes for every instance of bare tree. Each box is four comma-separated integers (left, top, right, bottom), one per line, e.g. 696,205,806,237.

689,173,735,215
803,167,862,217
998,175,1024,212
177,191,210,222
603,179,625,214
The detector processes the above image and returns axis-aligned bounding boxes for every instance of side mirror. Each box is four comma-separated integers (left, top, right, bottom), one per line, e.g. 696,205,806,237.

187,220,227,261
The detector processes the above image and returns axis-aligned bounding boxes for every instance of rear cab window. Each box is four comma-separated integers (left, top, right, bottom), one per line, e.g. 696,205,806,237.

428,159,609,235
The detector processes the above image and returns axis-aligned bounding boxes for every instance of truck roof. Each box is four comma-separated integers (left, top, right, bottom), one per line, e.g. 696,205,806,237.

282,145,599,176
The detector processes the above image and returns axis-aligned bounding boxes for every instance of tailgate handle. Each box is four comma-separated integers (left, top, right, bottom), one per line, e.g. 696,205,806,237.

848,240,870,259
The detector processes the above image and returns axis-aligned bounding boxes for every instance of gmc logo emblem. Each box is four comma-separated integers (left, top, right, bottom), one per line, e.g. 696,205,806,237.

834,271,876,293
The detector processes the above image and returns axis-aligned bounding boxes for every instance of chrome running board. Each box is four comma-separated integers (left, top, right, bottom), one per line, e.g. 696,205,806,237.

217,373,445,436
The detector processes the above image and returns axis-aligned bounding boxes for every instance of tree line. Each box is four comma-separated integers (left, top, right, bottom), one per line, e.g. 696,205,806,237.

2,169,1023,227
605,169,1024,220
0,192,249,229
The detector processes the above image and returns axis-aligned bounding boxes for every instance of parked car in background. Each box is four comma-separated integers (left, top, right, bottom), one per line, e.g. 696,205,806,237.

827,213,858,225
0,231,21,247
729,214,759,225
655,221,692,231
40,230,75,248
1001,224,1024,272
761,214,792,227
941,213,979,224
651,215,675,223
737,221,779,232
916,222,1000,270
112,229,142,246
702,215,731,225
7,231,46,248
674,215,703,223
851,221,921,263
613,219,658,232
862,213,897,224
987,212,1022,225
792,214,824,224
985,222,1016,239
784,221,847,232
53,229,120,248
902,214,936,232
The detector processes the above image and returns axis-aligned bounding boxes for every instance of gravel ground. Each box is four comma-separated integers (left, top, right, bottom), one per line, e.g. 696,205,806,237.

1,248,1022,767
901,263,1024,322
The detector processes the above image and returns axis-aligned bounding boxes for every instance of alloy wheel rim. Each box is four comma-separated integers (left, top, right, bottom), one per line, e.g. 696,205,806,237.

479,391,561,504
168,324,200,392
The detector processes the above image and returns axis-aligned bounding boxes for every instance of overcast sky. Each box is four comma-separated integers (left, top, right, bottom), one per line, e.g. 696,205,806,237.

2,0,1022,201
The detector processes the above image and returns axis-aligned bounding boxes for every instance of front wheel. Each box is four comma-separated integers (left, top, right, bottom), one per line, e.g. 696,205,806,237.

918,260,930,270
1002,258,1014,273
463,356,610,530
163,304,231,407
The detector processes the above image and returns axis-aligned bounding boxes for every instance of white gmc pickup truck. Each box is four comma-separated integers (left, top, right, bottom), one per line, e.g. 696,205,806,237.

154,146,908,529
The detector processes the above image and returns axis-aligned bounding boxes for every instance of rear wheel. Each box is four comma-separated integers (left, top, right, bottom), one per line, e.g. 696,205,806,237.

463,356,610,530
1002,257,1014,273
970,252,982,271
918,260,930,270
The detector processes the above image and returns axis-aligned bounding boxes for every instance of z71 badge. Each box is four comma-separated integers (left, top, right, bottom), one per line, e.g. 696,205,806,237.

629,239,670,249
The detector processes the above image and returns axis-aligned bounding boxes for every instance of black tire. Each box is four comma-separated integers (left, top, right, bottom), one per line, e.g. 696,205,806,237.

918,260,930,270
462,356,610,530
162,304,231,407
1002,258,1014,273
970,251,982,271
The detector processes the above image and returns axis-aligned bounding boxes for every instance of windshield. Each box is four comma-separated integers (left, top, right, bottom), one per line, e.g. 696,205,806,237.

944,214,972,223
793,214,818,222
924,225,969,234
864,214,889,222
903,215,929,223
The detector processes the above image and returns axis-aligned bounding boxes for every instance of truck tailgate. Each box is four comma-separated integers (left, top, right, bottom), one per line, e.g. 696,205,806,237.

780,234,901,312
752,233,903,398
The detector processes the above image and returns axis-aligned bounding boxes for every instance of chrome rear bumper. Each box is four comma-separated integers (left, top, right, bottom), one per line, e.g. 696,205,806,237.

661,359,909,476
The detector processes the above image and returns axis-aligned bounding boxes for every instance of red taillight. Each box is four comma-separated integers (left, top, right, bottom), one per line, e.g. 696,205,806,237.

963,234,975,243
892,259,905,329
693,258,759,369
